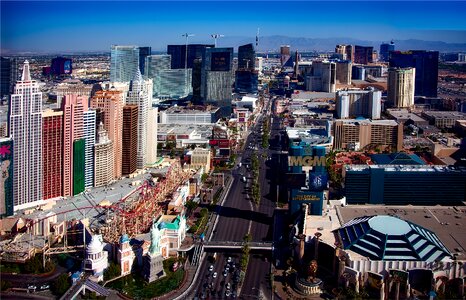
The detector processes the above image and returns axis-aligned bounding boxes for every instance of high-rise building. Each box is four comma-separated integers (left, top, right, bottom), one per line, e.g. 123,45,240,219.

94,122,114,187
145,107,158,167
235,70,259,94
389,50,439,97
336,88,381,119
42,109,63,200
55,79,93,109
201,47,234,117
122,105,138,175
333,119,403,151
91,90,124,179
110,45,140,82
335,61,352,85
62,95,87,196
238,43,255,70
167,44,214,69
0,137,14,217
280,45,291,66
354,45,373,64
138,46,151,75
51,57,72,76
305,61,336,92
379,41,395,62
388,67,415,108
335,45,354,61
1,57,18,98
83,110,96,188
145,55,191,99
126,70,151,168
9,61,43,210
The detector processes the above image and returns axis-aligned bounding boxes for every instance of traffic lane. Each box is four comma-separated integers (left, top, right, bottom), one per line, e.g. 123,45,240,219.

1,265,67,288
241,254,272,299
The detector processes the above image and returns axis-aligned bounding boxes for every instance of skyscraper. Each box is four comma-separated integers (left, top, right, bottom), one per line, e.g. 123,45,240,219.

1,57,18,98
91,90,124,179
51,57,72,76
9,61,43,210
138,46,151,75
280,45,291,66
335,45,354,62
335,61,352,85
83,110,96,188
389,50,439,97
354,45,373,64
388,68,415,108
305,61,336,93
62,94,87,196
336,88,381,119
122,105,138,175
126,70,151,168
42,109,63,200
55,79,93,109
379,41,395,62
201,47,234,116
94,122,114,187
110,45,140,82
167,44,214,69
238,43,255,70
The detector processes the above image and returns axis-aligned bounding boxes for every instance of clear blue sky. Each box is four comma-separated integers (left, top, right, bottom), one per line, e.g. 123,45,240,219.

1,1,466,52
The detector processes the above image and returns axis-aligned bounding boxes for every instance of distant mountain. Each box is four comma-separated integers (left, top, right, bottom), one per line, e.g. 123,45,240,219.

214,35,466,52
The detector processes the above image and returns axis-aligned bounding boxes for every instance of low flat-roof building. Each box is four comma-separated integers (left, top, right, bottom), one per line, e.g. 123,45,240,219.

386,108,428,126
159,106,221,125
422,111,466,129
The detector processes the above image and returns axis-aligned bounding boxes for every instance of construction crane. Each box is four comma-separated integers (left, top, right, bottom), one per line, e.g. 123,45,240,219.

211,34,224,47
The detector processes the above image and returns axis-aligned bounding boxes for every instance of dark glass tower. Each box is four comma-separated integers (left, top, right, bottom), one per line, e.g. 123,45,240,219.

238,43,255,70
138,46,151,75
389,50,439,97
354,45,373,64
167,44,214,69
379,41,395,62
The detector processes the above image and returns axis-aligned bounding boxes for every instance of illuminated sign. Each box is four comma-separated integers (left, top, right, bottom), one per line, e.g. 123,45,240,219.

292,194,320,201
211,52,231,71
288,156,326,167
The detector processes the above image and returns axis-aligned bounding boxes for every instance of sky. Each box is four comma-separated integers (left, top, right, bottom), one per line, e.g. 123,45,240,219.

1,1,466,52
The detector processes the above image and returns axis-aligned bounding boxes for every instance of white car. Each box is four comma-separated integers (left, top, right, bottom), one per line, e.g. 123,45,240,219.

227,257,232,263
213,272,217,278
209,265,214,272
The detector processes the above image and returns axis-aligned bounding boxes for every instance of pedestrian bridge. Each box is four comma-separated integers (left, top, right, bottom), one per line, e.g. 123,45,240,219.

203,241,272,250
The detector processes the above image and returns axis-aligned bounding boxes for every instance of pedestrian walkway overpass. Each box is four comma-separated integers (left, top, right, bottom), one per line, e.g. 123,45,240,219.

60,276,110,300
202,241,273,250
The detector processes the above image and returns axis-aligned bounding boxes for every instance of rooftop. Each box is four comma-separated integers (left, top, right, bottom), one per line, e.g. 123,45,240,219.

337,205,466,256
163,105,220,114
345,164,466,173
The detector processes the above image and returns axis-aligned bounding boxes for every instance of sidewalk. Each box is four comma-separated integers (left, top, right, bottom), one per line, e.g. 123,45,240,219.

156,262,197,300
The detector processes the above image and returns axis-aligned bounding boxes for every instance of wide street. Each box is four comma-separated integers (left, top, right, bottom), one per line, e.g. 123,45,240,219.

191,95,284,299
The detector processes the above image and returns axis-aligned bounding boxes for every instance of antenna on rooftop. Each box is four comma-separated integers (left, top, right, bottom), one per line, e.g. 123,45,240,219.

211,34,224,47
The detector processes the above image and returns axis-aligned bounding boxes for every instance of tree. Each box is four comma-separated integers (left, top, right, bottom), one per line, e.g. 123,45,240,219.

200,208,208,218
104,262,121,281
185,200,198,215
201,173,209,183
1,280,11,291
52,273,71,296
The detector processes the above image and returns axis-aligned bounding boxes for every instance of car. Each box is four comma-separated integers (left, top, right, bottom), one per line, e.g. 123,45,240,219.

40,284,50,290
223,271,228,277
225,291,231,297
242,176,246,183
213,272,217,278
209,265,214,272
224,266,230,272
226,283,231,290
28,285,37,290
227,257,232,263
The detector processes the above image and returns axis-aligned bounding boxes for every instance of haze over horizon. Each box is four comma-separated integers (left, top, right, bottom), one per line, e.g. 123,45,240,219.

1,1,466,53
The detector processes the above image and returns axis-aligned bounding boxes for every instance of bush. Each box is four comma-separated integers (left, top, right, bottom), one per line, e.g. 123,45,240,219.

52,273,70,296
104,262,121,281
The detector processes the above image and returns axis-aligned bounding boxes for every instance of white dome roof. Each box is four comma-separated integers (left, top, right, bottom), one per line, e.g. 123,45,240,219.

87,235,104,254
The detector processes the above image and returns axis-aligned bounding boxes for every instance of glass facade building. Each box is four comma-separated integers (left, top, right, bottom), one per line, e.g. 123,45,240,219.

167,44,214,69
389,50,439,97
110,45,140,82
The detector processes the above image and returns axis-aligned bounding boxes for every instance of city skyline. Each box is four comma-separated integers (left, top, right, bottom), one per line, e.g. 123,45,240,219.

1,1,466,52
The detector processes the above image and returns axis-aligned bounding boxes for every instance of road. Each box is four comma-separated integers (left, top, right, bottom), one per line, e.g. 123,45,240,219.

191,95,283,299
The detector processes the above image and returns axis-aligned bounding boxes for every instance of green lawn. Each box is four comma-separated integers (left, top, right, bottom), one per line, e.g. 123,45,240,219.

107,258,184,299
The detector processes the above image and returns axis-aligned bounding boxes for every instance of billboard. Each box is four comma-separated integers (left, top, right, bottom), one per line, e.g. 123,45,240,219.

0,138,13,216
285,173,306,188
64,60,72,74
211,52,231,71
367,272,384,289
309,173,328,191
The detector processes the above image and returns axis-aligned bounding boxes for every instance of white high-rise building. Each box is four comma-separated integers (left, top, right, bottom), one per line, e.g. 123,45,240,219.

126,70,152,169
9,61,43,210
388,67,415,108
145,107,158,167
336,88,381,119
110,45,140,83
84,110,96,188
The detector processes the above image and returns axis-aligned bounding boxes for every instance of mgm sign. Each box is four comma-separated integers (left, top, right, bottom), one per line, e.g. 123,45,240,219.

288,156,327,167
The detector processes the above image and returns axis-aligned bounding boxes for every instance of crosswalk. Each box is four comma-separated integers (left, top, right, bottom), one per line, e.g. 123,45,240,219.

192,243,204,265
